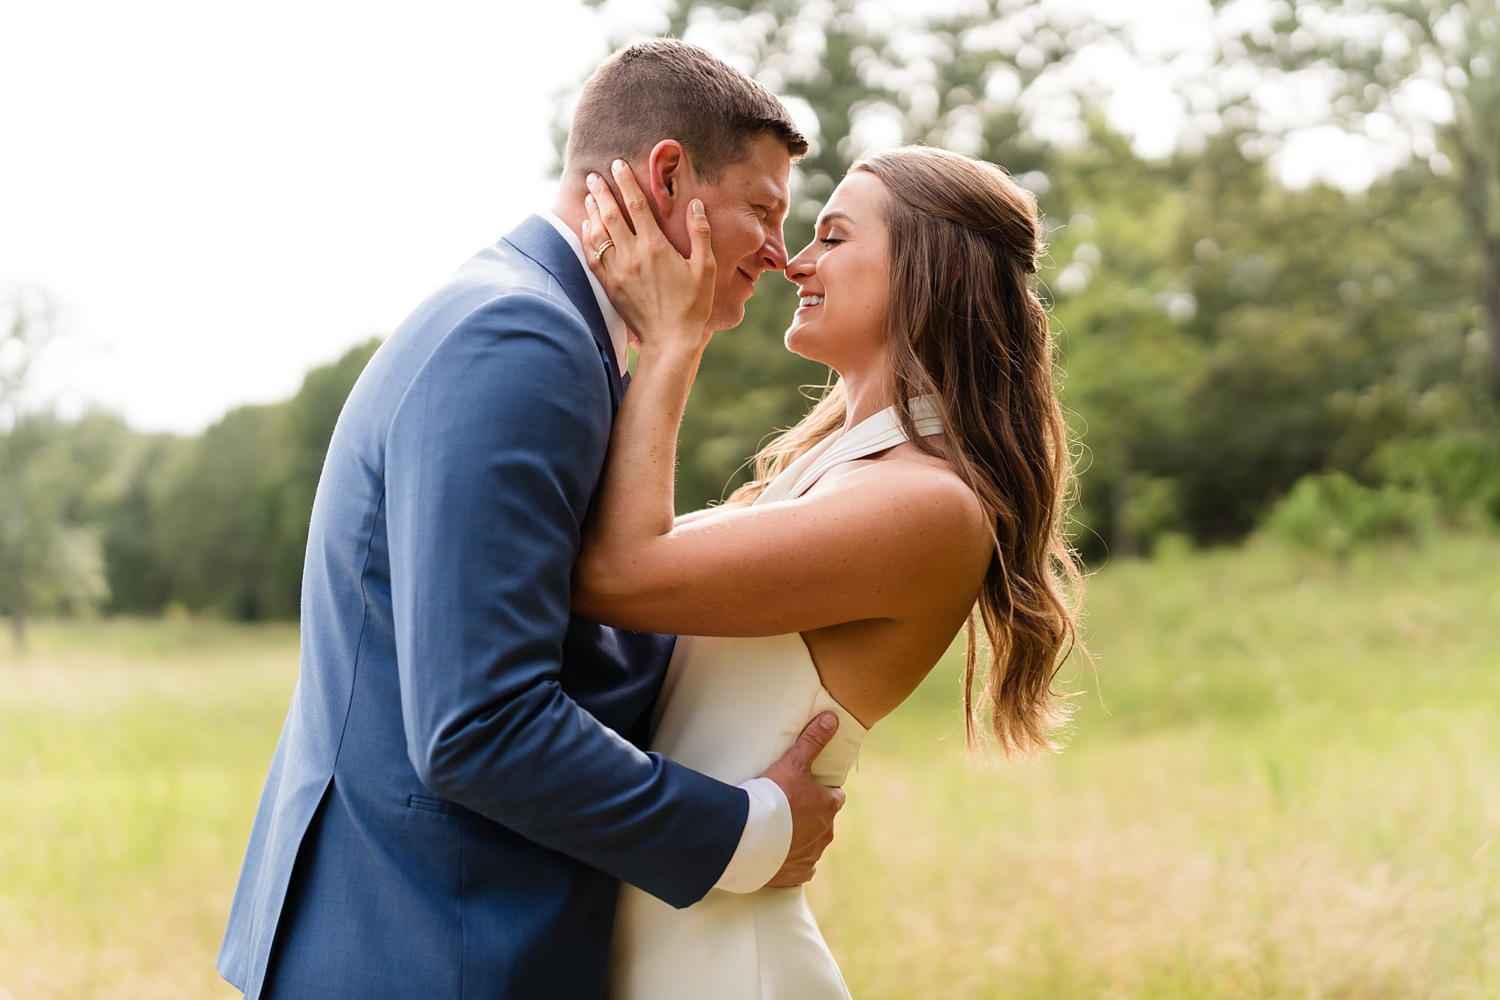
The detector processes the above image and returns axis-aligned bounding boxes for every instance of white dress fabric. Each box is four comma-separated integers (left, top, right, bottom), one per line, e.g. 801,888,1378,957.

606,398,943,1000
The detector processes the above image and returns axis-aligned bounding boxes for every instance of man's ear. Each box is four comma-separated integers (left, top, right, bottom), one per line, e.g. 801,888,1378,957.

646,139,689,222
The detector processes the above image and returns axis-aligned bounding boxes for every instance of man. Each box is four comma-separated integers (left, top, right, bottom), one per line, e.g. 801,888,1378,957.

218,40,844,999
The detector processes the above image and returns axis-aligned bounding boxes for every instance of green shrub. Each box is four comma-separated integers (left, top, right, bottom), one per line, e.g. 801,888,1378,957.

1375,432,1500,528
1263,471,1435,557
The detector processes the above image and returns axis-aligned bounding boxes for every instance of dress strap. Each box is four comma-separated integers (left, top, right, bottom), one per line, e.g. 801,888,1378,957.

753,396,944,506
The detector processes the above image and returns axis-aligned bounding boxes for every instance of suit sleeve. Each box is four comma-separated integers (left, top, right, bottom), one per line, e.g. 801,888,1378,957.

384,292,746,909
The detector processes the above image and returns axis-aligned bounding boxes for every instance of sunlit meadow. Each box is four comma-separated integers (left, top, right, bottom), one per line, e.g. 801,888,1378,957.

3,537,1498,998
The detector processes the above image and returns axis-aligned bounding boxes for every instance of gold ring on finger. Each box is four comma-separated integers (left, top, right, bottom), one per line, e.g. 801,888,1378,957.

593,239,615,260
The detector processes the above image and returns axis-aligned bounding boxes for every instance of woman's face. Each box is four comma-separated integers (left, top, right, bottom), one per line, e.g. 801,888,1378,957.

783,170,891,374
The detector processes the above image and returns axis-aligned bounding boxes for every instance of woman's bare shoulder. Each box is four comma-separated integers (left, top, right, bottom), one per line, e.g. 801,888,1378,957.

672,506,723,527
812,443,992,546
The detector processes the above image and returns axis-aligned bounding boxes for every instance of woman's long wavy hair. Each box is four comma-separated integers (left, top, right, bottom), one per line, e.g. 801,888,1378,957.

726,146,1083,758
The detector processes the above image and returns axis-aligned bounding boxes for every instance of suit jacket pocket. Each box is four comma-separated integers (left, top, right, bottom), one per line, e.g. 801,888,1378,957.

408,792,487,822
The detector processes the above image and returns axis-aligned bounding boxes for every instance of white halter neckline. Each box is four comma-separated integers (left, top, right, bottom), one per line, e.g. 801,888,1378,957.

752,395,944,506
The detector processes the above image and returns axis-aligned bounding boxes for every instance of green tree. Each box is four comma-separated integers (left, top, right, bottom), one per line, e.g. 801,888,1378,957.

0,417,115,650
1218,0,1500,396
576,0,1114,509
558,1,1498,550
146,338,382,619
0,288,116,649
101,431,186,614
154,404,283,619
260,337,383,614
1051,124,1487,548
1041,128,1206,554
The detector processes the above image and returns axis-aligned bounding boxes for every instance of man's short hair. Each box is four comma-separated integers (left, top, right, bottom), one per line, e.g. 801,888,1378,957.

566,39,809,182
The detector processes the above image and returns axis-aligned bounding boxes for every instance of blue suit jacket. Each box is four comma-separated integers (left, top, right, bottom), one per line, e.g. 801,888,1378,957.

218,217,748,999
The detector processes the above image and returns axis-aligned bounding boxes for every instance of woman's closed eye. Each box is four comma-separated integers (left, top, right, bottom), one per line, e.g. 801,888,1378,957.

819,236,844,247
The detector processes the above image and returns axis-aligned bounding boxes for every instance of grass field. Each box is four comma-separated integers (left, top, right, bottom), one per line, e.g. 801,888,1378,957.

2,536,1498,998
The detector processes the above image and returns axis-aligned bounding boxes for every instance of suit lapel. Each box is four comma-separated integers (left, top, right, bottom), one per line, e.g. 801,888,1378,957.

502,215,624,412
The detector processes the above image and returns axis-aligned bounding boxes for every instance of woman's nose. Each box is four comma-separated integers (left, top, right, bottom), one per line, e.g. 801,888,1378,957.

785,247,816,283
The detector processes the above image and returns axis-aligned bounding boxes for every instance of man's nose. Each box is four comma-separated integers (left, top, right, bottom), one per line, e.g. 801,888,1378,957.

760,227,789,272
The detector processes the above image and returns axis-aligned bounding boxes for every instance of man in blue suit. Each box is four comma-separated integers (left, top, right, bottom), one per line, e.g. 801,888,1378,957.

218,40,845,998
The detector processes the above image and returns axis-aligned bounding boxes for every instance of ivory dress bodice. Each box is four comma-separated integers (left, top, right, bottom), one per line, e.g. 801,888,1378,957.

606,398,943,1000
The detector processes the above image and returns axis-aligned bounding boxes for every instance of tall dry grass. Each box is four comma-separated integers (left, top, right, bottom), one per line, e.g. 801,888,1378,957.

2,537,1497,998
812,536,1500,997
0,621,297,1000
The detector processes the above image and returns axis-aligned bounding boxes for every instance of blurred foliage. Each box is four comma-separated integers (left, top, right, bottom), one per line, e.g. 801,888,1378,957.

576,0,1500,559
1217,0,1500,396
79,338,380,621
113,340,385,620
0,414,116,647
1262,470,1436,557
1054,127,1492,550
6,0,1500,621
0,289,112,648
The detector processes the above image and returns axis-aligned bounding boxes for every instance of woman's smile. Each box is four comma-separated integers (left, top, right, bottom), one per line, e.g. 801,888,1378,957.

782,170,892,377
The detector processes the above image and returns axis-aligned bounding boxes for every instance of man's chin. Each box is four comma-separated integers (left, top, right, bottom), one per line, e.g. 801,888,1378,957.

707,302,749,332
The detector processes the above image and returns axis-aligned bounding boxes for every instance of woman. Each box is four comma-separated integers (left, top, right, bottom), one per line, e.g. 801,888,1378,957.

573,145,1082,999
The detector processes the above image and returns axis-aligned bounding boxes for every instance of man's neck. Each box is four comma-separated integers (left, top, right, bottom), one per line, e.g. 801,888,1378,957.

550,178,590,245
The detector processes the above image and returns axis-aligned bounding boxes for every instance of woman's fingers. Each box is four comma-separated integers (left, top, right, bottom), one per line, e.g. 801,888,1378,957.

578,161,715,349
585,171,630,244
687,199,715,280
582,196,611,281
583,171,633,287
611,160,659,244
583,188,606,240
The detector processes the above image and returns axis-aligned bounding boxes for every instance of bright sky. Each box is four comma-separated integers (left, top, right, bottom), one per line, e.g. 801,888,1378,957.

1,0,1388,434
1,1,621,432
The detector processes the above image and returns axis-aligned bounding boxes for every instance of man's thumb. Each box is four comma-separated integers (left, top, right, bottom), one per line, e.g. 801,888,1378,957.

788,712,838,770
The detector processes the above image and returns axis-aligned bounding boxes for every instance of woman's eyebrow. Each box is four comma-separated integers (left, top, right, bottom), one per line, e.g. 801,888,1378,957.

817,210,854,228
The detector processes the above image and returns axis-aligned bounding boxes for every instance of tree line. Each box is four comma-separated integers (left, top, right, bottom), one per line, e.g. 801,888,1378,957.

0,324,380,641
3,0,1497,640
654,0,1500,555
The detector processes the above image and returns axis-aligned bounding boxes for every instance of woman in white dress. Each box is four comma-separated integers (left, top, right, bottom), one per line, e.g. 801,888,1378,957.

572,145,1082,999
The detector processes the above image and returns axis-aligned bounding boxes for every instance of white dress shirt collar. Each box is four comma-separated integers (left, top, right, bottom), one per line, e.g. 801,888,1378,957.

541,210,630,373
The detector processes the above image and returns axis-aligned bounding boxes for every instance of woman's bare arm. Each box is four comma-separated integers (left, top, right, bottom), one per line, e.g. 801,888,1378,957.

578,461,990,635
573,162,990,636
674,507,725,526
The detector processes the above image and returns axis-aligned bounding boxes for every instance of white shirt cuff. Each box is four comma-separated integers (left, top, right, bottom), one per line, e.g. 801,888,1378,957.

713,777,792,893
